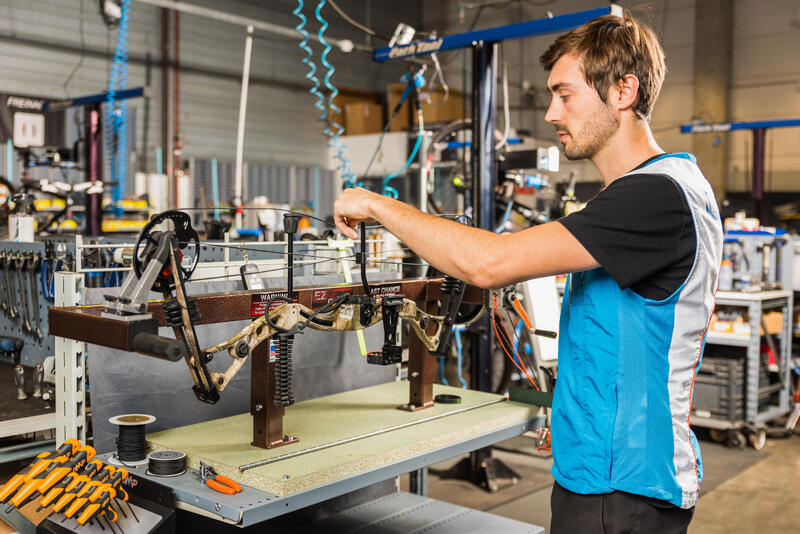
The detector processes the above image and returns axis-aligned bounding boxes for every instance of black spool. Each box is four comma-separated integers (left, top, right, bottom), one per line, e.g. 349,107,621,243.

147,450,187,477
109,414,156,466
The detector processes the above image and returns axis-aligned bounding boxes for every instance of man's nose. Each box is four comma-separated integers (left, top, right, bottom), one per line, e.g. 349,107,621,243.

544,98,559,124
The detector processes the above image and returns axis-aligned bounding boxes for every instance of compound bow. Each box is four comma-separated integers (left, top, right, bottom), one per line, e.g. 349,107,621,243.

102,210,465,407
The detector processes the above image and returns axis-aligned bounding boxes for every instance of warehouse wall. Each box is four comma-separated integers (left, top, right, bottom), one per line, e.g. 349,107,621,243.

0,0,421,176
422,0,800,193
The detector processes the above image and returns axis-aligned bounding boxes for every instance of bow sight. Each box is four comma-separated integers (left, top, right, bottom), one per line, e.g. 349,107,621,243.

50,209,481,449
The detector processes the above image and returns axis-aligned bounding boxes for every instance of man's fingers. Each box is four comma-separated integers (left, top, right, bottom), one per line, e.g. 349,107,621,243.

334,215,359,240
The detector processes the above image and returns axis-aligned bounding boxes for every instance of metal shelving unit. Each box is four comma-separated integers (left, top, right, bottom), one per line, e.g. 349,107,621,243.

692,289,794,447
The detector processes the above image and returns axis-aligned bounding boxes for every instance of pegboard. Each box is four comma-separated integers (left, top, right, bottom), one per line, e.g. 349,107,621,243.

0,236,131,368
0,240,61,367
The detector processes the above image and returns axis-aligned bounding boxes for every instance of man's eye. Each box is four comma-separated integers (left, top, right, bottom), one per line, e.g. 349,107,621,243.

559,95,569,102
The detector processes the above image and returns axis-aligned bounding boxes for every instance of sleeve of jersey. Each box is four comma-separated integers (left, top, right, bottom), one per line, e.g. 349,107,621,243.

558,174,690,290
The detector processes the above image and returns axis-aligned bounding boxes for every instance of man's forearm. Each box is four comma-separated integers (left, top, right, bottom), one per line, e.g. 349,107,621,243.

370,196,496,285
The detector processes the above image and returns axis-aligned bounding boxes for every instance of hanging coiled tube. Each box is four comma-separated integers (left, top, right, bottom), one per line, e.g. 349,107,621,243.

106,0,130,217
295,1,325,128
315,0,356,188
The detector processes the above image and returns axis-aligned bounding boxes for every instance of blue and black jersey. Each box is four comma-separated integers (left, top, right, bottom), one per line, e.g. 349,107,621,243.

553,153,723,509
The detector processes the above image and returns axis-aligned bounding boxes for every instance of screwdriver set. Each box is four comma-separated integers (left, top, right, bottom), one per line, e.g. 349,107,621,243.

0,440,174,533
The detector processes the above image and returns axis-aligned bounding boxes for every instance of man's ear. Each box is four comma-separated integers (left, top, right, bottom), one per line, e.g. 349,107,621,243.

611,74,639,112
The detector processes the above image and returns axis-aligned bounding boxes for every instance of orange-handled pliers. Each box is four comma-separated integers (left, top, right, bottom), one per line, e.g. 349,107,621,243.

199,462,241,495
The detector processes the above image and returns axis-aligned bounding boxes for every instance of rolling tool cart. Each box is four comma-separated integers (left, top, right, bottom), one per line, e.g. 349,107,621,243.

691,233,795,449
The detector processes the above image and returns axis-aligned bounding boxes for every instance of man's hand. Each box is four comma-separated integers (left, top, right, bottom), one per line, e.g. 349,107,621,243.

334,187,386,239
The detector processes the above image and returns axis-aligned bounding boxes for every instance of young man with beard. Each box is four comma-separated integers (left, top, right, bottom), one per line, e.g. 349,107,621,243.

334,13,722,534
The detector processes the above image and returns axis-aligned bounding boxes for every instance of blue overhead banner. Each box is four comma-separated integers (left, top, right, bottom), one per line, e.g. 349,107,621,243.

42,87,147,112
374,5,622,62
680,118,800,133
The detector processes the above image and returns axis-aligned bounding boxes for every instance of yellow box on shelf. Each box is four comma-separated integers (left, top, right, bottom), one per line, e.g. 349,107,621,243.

34,198,67,210
102,219,149,233
102,198,150,210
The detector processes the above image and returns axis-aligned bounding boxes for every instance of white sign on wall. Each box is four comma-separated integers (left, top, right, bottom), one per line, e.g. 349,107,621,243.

13,111,45,148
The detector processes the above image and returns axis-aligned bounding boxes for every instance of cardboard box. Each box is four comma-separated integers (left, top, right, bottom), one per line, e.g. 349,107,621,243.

344,102,384,136
387,83,465,131
709,311,783,336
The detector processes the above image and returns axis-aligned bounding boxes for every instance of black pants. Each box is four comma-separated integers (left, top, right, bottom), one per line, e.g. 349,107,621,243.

550,481,694,534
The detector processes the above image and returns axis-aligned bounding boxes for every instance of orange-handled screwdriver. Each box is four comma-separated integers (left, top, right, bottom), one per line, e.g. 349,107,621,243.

50,466,115,514
78,488,117,525
37,458,103,511
9,445,95,509
76,488,117,526
0,439,81,503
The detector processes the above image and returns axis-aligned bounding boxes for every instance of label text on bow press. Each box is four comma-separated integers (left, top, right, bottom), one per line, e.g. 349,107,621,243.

310,283,403,309
250,291,299,318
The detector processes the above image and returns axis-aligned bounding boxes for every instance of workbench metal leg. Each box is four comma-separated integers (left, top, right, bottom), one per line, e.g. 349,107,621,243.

400,298,437,411
409,467,428,496
251,340,298,449
55,272,87,444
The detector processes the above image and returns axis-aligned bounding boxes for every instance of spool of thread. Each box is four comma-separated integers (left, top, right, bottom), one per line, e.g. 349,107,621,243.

147,450,186,477
109,414,156,466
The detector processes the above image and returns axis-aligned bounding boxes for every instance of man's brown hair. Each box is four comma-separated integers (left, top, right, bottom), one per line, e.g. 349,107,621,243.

539,14,666,121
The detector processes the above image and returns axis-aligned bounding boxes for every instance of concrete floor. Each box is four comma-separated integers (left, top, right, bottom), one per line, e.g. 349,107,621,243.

403,429,800,533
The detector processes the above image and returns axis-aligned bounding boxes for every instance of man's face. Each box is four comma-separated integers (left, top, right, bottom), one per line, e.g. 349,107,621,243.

545,53,619,160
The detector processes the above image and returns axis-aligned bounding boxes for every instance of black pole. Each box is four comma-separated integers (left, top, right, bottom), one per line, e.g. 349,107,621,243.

751,128,766,222
84,103,103,236
468,41,513,491
284,214,300,296
470,41,497,393
471,44,482,232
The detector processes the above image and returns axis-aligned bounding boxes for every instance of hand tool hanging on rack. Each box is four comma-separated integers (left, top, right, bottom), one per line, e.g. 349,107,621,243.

26,253,43,341
83,242,105,289
14,253,32,335
41,242,60,302
0,253,7,316
1,252,18,319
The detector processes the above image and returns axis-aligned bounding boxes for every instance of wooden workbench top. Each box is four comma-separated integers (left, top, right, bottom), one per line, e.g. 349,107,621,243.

147,381,539,496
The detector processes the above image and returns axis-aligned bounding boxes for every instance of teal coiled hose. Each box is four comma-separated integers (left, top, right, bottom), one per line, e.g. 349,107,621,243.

315,0,356,188
294,1,325,129
106,0,131,216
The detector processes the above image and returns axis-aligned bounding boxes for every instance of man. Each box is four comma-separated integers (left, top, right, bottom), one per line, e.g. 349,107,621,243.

334,13,721,534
